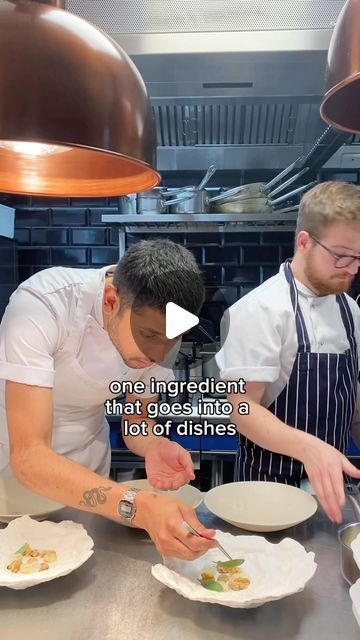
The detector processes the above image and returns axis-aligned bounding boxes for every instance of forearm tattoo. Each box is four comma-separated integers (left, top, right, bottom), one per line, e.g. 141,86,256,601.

80,486,112,508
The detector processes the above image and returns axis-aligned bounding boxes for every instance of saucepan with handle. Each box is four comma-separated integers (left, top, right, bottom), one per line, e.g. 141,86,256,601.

211,181,316,214
338,483,360,584
137,188,197,214
210,168,310,206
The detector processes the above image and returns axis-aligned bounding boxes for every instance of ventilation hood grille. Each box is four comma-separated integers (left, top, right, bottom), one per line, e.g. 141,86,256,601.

66,1,360,172
152,101,321,147
68,1,343,34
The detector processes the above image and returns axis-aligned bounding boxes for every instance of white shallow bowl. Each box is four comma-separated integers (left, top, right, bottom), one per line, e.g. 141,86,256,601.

349,578,360,628
152,529,317,608
204,481,317,532
118,479,202,527
0,477,64,523
0,515,94,589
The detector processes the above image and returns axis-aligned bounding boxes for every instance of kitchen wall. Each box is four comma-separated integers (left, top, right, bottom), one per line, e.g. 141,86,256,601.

12,204,294,337
0,236,17,319
1,169,359,332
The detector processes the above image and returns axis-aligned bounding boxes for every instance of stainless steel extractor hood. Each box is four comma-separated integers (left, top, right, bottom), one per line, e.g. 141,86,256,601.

67,1,360,172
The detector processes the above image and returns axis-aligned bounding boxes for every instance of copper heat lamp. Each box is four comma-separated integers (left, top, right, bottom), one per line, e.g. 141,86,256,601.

0,0,160,196
321,0,360,134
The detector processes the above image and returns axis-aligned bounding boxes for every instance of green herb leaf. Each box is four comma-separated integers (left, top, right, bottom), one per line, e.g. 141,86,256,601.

198,579,225,592
15,543,30,556
214,559,245,568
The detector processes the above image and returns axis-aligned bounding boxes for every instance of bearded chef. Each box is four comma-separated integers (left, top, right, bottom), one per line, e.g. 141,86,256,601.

216,181,360,524
0,239,216,559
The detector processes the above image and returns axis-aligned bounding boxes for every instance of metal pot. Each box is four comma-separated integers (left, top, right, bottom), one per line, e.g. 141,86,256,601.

118,193,137,214
211,181,316,213
137,188,190,214
338,486,360,585
338,522,360,584
168,178,315,215
210,166,309,205
168,187,212,214
213,199,274,214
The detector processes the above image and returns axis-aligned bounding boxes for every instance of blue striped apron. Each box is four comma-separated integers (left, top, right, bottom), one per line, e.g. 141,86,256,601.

234,260,358,486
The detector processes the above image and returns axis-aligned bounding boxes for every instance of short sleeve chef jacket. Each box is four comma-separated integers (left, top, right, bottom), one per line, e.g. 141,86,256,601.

0,266,175,392
215,264,360,408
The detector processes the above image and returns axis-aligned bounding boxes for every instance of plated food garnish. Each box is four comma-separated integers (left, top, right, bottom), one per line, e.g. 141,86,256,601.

6,542,57,574
198,558,250,592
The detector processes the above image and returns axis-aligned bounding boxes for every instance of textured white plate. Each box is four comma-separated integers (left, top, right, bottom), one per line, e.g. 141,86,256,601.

204,481,317,532
349,579,360,628
0,477,64,523
118,480,202,527
152,530,317,608
0,515,94,589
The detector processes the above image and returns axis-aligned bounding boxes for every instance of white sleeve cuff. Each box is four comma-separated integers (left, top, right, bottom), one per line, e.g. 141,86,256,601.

219,365,280,383
0,362,54,387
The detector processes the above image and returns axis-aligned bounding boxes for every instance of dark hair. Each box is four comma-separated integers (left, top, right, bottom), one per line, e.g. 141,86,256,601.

113,239,205,315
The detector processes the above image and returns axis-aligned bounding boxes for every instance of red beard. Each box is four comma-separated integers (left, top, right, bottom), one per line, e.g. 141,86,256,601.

304,251,354,296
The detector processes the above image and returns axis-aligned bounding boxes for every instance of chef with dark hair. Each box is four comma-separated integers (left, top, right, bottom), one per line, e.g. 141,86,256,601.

0,239,216,559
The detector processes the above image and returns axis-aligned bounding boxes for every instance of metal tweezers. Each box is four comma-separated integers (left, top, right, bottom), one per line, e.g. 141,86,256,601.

183,521,233,561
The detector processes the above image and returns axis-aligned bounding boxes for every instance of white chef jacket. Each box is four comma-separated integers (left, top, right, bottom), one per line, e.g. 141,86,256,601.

215,263,360,409
0,266,176,478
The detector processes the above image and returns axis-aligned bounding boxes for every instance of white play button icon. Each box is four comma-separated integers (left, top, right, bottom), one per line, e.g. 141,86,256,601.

166,302,199,339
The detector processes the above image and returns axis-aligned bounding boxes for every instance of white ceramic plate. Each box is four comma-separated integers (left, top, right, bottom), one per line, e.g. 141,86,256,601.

0,515,94,589
0,477,64,523
118,479,202,527
152,529,317,608
204,481,317,532
349,578,360,628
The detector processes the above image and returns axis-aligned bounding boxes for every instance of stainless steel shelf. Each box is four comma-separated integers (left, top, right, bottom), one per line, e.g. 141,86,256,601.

101,212,298,233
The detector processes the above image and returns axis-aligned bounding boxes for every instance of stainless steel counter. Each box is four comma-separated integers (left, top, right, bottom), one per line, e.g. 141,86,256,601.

1,502,359,640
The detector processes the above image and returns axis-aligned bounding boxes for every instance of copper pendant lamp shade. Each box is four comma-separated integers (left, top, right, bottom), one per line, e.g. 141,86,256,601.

0,0,160,196
321,0,360,134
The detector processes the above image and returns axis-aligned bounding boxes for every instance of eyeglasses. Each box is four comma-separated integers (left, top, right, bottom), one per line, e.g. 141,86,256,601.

309,234,360,269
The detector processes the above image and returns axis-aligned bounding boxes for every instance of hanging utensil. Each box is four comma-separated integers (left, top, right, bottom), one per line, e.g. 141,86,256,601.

270,181,317,206
209,155,307,205
263,154,305,191
267,167,310,198
196,164,216,191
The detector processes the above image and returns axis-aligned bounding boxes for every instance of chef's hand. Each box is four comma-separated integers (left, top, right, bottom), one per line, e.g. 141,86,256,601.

133,491,217,559
145,439,195,490
301,435,360,523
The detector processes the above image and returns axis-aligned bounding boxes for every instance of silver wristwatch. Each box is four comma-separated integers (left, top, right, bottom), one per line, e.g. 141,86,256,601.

118,487,140,522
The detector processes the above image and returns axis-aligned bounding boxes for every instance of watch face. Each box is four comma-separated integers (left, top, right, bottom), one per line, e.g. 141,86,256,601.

119,501,134,519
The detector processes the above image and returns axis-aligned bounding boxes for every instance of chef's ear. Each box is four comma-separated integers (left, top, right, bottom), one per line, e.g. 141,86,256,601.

296,230,312,254
103,282,121,315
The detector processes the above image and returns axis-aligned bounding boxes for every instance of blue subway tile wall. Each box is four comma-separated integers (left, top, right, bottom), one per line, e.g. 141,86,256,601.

0,237,18,318
12,204,297,337
5,180,360,460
